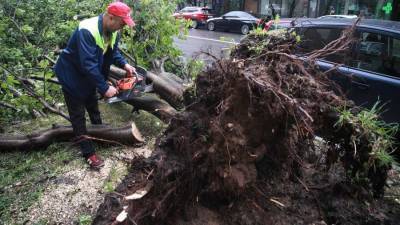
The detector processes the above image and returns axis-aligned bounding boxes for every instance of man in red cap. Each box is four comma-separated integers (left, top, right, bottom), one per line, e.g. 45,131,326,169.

54,2,136,169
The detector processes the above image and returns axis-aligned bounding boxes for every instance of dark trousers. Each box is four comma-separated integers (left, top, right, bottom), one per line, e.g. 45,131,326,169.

63,89,102,158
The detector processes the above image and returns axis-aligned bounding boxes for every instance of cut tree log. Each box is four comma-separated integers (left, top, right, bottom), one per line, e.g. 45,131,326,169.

158,71,185,85
109,66,185,109
123,95,177,123
0,123,143,151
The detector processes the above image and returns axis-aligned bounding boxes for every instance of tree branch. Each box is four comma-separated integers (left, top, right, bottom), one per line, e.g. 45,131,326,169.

0,101,18,111
29,75,60,85
5,12,30,44
16,77,70,121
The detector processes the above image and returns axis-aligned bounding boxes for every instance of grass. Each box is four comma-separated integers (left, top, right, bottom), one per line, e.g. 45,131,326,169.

0,100,168,224
103,163,128,193
0,143,76,224
78,214,92,225
336,102,399,169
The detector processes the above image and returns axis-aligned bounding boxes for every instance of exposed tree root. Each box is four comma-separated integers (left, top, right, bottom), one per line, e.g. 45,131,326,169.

94,28,399,225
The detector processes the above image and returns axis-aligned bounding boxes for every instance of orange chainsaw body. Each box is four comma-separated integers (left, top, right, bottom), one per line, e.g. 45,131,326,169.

116,77,137,91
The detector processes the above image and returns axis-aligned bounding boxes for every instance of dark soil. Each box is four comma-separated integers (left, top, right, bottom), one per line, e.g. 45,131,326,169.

93,30,400,225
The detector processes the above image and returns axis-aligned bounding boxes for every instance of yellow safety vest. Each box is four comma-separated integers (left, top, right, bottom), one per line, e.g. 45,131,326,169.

79,16,117,54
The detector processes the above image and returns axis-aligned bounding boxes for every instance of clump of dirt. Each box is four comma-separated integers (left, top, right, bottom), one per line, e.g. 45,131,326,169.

94,29,400,225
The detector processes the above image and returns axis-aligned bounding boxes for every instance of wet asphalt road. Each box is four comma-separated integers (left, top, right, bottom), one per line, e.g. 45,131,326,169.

174,27,244,61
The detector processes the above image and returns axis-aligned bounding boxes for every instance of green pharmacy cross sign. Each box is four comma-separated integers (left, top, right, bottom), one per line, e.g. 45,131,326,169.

382,2,393,15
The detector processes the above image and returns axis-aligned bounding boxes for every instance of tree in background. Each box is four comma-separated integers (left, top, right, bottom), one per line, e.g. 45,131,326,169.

0,0,188,125
0,0,110,124
122,0,189,69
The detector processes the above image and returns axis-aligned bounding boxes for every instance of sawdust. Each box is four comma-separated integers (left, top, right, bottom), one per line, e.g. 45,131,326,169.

26,146,152,225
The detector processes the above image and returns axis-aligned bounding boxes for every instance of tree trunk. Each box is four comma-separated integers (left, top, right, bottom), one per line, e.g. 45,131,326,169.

0,123,143,151
124,95,177,123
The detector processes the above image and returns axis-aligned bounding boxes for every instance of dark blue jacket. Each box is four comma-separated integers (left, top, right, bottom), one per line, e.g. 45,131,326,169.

55,14,127,99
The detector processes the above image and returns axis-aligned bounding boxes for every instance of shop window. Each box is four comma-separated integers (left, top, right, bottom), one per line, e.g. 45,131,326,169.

317,0,393,20
260,0,282,16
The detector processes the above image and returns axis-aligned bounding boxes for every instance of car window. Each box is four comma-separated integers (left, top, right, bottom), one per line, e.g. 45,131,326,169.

298,27,400,78
300,28,342,50
347,32,400,78
392,38,400,77
201,9,210,15
224,12,240,17
299,27,345,63
238,12,254,18
181,7,199,13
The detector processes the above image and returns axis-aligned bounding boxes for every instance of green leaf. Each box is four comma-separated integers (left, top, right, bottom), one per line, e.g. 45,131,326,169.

1,82,7,89
21,25,34,35
6,75,19,85
15,9,26,17
38,60,49,69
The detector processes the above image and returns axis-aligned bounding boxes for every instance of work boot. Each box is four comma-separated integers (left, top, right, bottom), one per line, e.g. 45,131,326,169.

86,154,105,169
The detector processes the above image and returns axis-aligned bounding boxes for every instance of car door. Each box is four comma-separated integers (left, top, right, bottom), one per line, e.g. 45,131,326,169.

344,29,400,123
212,16,224,30
221,15,236,30
220,16,232,30
230,13,246,32
218,12,238,31
213,14,229,30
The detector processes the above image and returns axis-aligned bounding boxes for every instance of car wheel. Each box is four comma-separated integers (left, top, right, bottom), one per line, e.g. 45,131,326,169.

207,22,215,31
241,24,250,35
192,20,198,29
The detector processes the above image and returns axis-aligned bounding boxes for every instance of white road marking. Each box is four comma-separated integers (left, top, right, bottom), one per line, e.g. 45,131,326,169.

186,35,239,44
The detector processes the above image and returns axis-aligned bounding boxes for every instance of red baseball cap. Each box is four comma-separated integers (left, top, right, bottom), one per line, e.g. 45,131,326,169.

107,2,135,27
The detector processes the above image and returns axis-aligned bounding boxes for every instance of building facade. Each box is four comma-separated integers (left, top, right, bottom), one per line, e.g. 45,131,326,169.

254,0,399,20
185,0,399,20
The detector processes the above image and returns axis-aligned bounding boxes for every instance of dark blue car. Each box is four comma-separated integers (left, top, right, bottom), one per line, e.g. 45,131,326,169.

293,18,400,124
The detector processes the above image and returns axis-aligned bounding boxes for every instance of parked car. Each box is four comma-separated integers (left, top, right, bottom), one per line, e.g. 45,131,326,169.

318,15,358,19
206,11,260,34
292,18,400,124
173,6,213,29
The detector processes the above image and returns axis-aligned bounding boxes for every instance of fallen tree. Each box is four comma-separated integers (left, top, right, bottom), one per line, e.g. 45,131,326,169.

0,123,144,151
93,29,399,225
0,65,182,151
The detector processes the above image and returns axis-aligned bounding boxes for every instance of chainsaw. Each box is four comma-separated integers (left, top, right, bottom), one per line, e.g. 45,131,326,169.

105,66,153,104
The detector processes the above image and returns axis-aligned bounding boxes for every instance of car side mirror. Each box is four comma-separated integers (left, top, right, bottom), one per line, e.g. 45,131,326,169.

222,16,226,19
